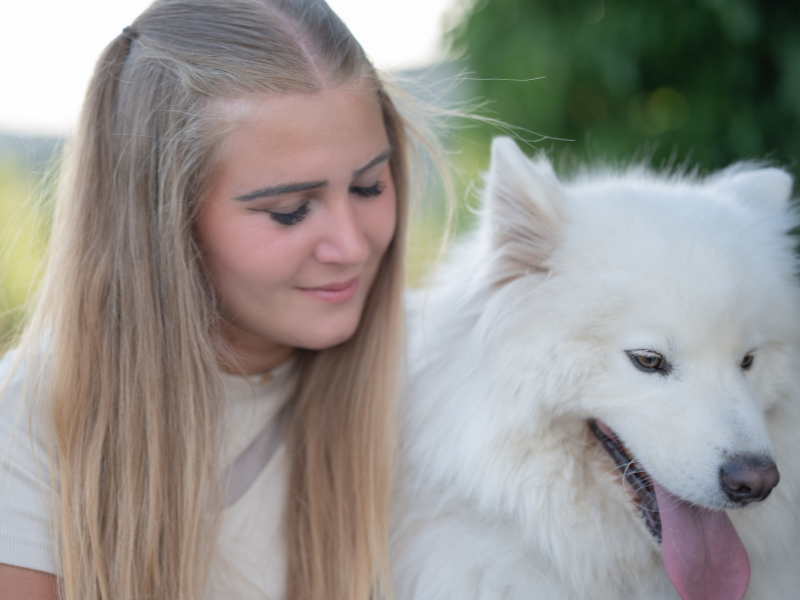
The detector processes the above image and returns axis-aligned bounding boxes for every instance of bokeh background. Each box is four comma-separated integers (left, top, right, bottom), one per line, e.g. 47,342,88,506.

451,0,800,171
1,0,799,350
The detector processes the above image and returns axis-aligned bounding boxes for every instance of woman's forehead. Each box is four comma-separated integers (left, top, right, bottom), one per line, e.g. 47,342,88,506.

210,77,380,123
204,83,390,195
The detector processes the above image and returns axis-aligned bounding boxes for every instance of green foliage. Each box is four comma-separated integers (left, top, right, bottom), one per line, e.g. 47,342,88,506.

0,159,51,351
447,0,800,175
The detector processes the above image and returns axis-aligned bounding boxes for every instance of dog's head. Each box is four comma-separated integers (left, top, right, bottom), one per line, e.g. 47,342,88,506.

473,138,800,597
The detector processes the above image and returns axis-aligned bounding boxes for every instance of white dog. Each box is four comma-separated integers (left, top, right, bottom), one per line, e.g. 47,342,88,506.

392,138,800,600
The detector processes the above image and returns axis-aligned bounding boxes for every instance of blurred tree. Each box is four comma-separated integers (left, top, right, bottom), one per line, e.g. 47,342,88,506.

446,0,800,175
0,159,50,351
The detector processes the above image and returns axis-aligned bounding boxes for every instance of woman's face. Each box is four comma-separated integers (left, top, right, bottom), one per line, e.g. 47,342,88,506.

196,84,397,373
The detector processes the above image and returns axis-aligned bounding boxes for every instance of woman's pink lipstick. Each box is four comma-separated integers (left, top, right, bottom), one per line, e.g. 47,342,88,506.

297,277,359,304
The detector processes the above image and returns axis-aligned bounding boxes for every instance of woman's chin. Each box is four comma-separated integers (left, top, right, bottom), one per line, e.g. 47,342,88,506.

297,326,359,351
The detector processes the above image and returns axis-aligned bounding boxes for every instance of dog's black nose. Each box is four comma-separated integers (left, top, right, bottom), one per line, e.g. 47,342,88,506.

720,456,780,505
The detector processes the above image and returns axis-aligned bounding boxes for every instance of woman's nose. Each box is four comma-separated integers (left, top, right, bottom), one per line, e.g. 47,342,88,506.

314,199,370,266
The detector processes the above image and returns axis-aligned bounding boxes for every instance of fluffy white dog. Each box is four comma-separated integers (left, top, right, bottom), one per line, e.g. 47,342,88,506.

392,138,800,600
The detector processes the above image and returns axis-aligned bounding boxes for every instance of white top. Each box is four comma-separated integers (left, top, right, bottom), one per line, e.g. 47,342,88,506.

0,350,294,600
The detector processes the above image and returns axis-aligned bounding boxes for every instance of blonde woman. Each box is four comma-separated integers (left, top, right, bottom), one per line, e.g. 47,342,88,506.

0,0,419,598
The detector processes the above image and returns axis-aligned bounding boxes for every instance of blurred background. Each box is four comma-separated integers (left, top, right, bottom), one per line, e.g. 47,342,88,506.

1,0,799,349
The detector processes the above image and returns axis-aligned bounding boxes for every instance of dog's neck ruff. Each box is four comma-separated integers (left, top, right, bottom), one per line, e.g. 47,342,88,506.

590,419,751,600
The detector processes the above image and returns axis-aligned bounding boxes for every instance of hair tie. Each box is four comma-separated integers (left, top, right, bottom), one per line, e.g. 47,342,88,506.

122,26,139,41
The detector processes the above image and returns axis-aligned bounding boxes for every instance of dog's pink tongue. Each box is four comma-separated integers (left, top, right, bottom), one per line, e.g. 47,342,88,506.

654,482,750,600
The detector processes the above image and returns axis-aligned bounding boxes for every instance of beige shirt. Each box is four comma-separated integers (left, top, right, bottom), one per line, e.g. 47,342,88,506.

208,365,294,600
0,351,294,600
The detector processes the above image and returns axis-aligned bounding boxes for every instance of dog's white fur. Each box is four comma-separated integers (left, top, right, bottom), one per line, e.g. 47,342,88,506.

392,138,800,600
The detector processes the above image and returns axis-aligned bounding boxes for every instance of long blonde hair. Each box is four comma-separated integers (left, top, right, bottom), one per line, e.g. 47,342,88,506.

14,0,409,597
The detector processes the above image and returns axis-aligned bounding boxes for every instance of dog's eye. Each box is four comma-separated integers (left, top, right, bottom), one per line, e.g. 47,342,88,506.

741,351,755,371
627,351,668,374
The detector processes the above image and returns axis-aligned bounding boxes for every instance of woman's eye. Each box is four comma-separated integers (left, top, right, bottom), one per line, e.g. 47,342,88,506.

627,350,669,374
268,202,310,226
741,351,755,371
350,181,386,198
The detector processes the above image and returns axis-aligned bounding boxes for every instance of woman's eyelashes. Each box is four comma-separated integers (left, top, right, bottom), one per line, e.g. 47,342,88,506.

268,203,310,226
255,181,386,227
350,181,386,198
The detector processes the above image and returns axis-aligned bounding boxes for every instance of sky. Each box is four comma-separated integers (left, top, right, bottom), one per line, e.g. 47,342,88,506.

0,0,462,136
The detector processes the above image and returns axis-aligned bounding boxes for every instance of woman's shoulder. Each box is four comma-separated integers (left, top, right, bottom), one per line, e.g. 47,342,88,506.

1,349,34,410
0,345,53,461
0,348,23,384
0,346,54,486
0,347,49,413
0,348,57,575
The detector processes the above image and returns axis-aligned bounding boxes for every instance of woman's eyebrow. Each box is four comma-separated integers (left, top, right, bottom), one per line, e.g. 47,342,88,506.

234,148,392,202
353,148,391,177
235,180,326,202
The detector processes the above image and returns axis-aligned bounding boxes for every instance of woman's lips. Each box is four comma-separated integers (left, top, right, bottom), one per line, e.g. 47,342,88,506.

297,277,359,304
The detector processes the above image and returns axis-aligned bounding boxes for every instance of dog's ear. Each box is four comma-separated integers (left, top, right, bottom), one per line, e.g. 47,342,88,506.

711,166,794,208
485,137,565,279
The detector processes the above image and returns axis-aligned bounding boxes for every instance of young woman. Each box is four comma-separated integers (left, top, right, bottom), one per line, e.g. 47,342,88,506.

0,0,422,598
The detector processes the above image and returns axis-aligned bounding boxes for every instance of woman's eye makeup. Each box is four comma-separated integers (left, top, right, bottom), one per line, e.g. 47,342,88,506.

245,176,386,227
265,202,310,226
350,181,386,198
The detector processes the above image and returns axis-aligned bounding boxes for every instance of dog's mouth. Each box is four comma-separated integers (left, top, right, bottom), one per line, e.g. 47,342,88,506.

588,418,753,600
589,419,661,542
